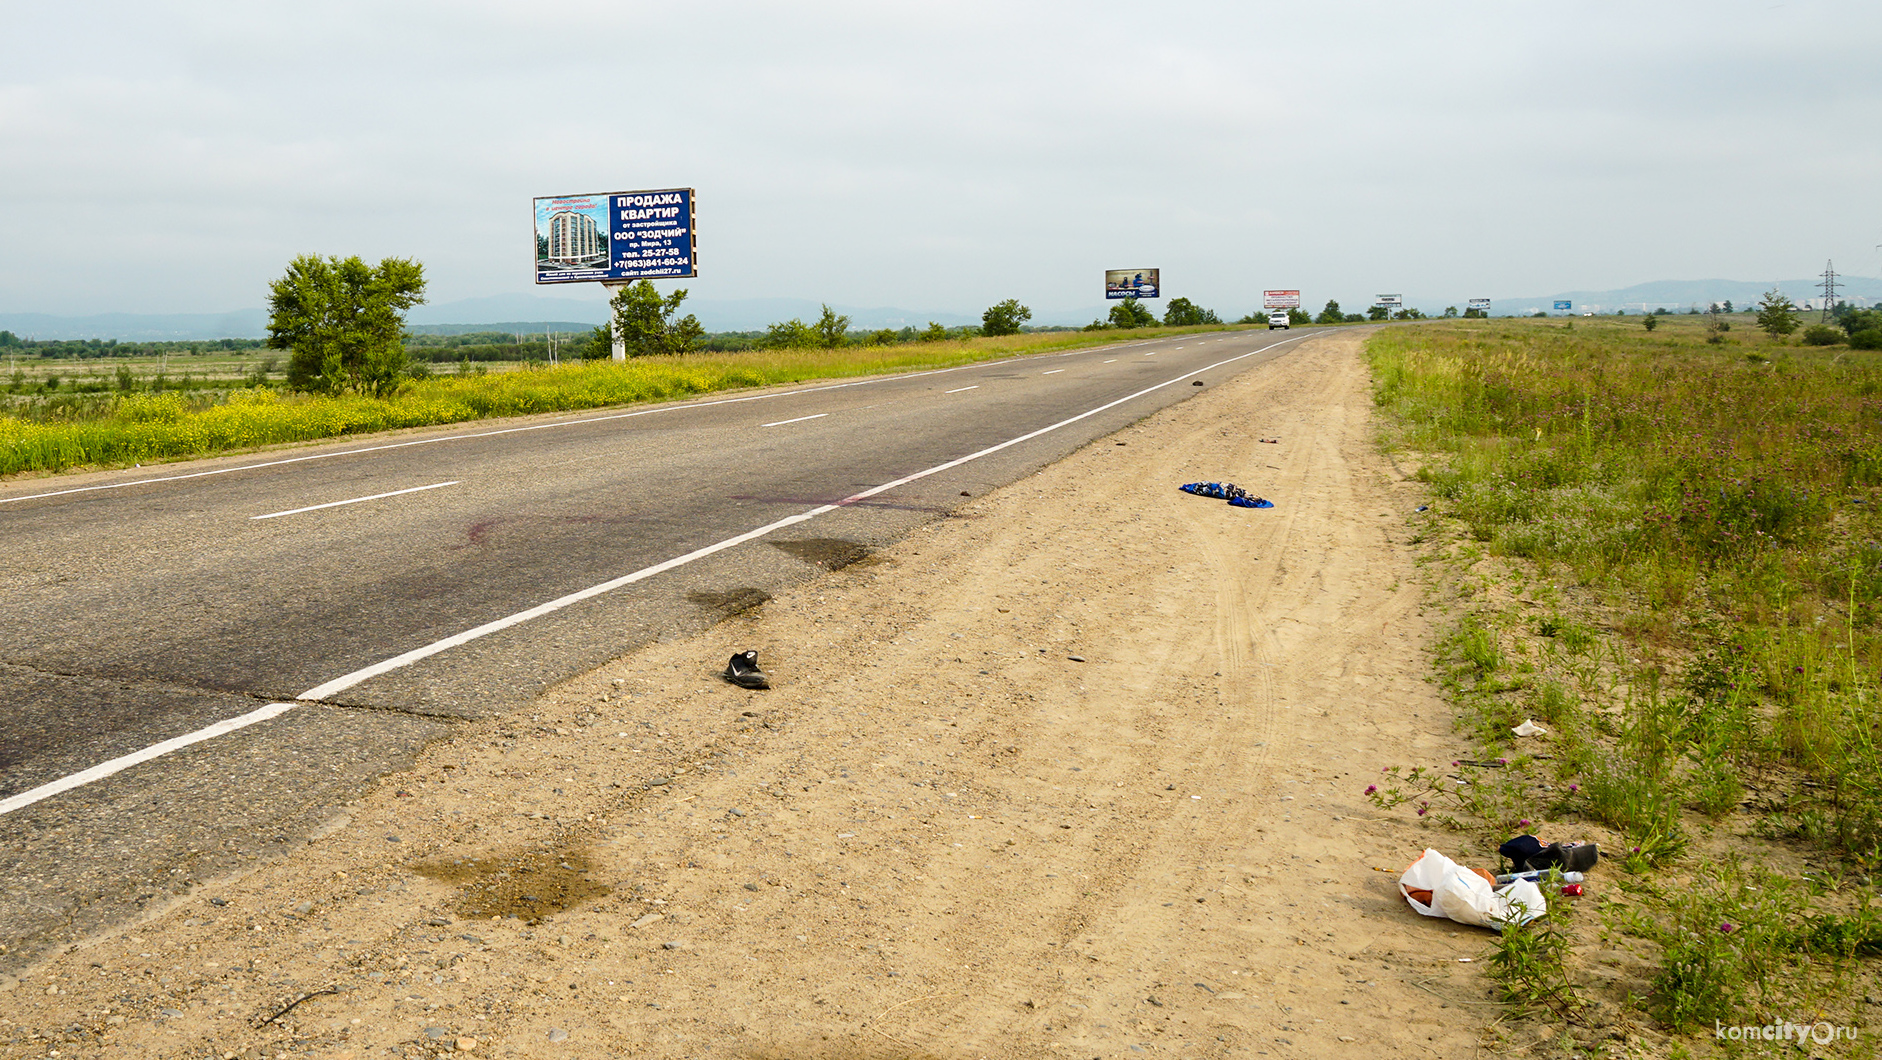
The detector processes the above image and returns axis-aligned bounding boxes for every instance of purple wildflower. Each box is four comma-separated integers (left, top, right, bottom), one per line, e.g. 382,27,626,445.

1364,784,1378,796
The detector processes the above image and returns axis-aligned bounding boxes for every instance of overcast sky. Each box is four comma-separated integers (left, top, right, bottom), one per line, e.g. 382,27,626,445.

3,0,1879,321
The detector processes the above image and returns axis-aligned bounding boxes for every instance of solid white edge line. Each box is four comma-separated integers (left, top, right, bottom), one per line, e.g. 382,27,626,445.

250,481,459,521
943,386,978,394
1042,369,1065,375
2,330,1310,817
294,505,840,701
300,330,1305,702
0,701,298,816
760,413,828,429
0,336,1187,508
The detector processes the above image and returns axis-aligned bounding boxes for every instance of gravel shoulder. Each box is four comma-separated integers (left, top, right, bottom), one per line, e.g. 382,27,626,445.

0,330,1499,1059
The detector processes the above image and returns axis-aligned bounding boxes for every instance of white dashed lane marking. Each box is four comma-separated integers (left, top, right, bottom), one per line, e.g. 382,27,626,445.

251,481,459,521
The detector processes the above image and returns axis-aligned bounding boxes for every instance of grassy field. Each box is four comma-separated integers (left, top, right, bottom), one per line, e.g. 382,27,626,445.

1366,313,1882,1041
0,323,1260,479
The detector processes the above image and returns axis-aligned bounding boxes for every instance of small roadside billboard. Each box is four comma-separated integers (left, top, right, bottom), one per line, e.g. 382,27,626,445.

1105,269,1160,299
1263,290,1301,309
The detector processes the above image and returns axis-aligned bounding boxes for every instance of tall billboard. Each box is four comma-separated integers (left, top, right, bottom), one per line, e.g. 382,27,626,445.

1553,300,1572,311
1105,269,1160,299
1263,290,1301,309
1376,293,1403,307
1467,298,1492,312
534,188,697,284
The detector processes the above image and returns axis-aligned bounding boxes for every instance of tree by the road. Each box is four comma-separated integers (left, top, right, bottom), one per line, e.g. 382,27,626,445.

764,304,851,349
1755,288,1800,338
1162,298,1220,327
579,325,613,360
608,280,704,358
1315,300,1345,325
267,254,426,396
1108,297,1156,329
815,305,851,348
765,318,818,348
981,299,1032,336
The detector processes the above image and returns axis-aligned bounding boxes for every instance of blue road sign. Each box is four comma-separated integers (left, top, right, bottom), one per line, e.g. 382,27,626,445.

1553,300,1572,311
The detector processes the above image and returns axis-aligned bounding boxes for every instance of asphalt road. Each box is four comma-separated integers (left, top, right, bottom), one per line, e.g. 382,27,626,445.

0,326,1312,971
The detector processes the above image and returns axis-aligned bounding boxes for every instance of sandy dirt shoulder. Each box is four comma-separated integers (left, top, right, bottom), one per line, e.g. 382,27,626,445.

0,331,1502,1059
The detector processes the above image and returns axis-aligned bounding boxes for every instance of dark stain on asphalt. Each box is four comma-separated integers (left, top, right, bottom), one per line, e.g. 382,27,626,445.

463,514,609,547
687,587,773,617
769,538,873,570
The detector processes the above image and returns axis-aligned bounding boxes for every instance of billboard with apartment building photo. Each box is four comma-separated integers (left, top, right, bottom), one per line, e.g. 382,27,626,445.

534,188,697,284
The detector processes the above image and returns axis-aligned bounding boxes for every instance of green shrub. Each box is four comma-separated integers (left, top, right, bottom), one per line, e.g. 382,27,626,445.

115,393,187,424
1108,298,1156,329
1803,324,1844,346
1636,862,1789,1029
1448,617,1503,681
1486,890,1581,1017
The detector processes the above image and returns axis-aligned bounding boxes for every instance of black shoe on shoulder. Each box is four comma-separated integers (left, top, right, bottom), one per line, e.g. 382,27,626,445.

723,650,770,689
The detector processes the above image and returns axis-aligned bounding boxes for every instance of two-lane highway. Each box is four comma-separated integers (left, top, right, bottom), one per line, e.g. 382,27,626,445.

0,326,1313,969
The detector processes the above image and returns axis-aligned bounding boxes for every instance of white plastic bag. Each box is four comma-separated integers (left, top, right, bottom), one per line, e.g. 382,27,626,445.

1398,848,1546,931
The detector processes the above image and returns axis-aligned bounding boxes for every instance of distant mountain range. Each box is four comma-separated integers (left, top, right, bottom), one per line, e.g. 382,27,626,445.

0,309,271,342
1486,276,1882,315
0,295,1000,341
6,277,1875,341
400,293,1112,332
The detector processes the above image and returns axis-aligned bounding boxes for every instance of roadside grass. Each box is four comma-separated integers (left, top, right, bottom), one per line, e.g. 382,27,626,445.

1366,316,1882,1048
0,324,1249,479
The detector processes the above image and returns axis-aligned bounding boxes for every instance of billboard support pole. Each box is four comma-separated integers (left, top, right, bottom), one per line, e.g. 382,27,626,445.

602,281,627,361
536,187,698,364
